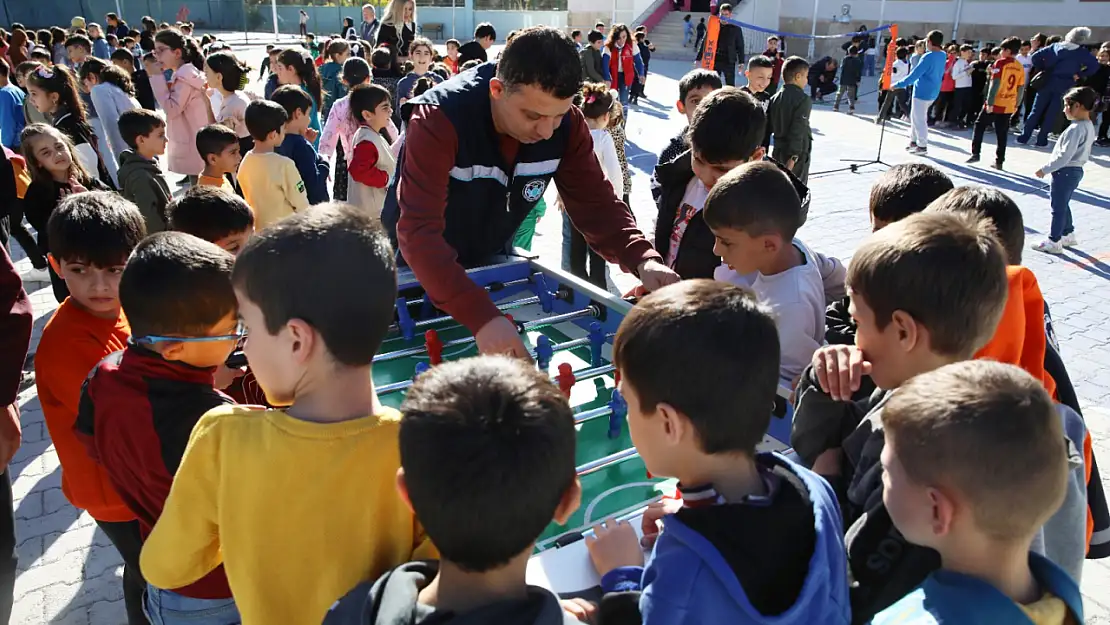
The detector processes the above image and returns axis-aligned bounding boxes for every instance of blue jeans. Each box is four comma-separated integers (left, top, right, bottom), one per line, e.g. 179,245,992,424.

864,54,876,77
617,82,630,118
144,585,240,625
1049,167,1083,241
561,211,573,272
1020,87,1063,146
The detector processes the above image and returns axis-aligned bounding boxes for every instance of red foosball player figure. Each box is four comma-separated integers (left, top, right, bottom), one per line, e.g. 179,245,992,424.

425,329,444,365
556,363,576,399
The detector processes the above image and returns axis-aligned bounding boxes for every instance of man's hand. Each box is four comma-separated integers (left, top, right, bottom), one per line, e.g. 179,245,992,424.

636,259,679,293
475,315,532,360
587,519,644,576
786,156,798,171
811,344,872,402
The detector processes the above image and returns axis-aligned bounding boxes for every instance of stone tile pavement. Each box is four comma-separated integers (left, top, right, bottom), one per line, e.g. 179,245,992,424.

6,55,1110,623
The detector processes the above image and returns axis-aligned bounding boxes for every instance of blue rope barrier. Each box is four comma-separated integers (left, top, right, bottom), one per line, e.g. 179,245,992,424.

720,17,894,40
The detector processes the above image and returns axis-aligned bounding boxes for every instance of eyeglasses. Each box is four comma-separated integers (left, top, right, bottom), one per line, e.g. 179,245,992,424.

134,321,247,346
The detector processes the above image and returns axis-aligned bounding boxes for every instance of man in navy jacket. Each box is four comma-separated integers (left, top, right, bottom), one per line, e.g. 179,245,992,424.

1019,26,1099,147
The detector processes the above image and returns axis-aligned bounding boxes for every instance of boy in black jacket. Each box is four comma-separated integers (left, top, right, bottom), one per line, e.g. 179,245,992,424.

323,356,584,625
834,46,863,114
653,87,810,280
111,49,156,111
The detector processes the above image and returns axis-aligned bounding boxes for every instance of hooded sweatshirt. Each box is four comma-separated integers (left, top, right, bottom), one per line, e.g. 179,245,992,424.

117,149,171,232
322,560,583,625
148,63,213,175
597,453,850,625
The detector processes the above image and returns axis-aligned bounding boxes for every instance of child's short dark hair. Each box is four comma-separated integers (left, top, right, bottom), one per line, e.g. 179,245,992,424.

270,84,314,121
232,202,396,365
927,30,944,47
65,34,92,51
614,281,779,455
110,47,134,64
168,186,255,244
47,191,146,266
570,29,581,39
686,87,765,164
926,186,1024,265
446,38,460,49
370,46,392,69
119,232,237,339
460,59,482,72
868,163,954,226
895,47,909,61
1021,39,1032,48
474,22,496,40
245,99,288,142
349,83,391,121
399,356,576,572
1000,37,1022,55
678,68,722,104
195,124,238,162
117,109,165,150
848,45,859,55
746,55,773,71
782,55,809,81
882,360,1066,540
587,30,604,44
704,161,802,240
342,56,371,86
959,44,973,53
847,212,1008,358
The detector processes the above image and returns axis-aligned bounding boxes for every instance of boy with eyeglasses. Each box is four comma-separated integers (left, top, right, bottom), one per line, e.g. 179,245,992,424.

76,231,243,624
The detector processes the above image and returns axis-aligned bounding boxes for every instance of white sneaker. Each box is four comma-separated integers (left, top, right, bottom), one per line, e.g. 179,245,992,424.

21,267,50,283
1059,233,1078,247
1031,239,1063,255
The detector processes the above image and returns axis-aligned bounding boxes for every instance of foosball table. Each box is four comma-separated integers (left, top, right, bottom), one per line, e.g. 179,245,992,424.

376,257,795,595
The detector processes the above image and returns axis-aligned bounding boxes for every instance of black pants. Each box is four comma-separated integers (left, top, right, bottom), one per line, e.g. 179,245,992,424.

972,111,1010,164
0,470,16,625
1099,110,1110,140
810,82,835,99
95,519,150,625
950,88,972,126
718,65,735,86
568,226,607,290
1,199,48,270
930,91,953,123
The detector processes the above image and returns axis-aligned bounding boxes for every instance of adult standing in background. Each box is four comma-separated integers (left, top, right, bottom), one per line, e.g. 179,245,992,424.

359,4,380,43
700,3,744,86
377,0,418,60
106,13,130,38
1019,27,1099,147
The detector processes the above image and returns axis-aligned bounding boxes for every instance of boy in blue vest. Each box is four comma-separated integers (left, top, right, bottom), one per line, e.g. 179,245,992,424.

871,360,1083,624
587,280,850,625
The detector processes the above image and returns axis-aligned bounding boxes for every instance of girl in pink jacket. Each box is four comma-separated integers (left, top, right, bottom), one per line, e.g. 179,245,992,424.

147,28,212,179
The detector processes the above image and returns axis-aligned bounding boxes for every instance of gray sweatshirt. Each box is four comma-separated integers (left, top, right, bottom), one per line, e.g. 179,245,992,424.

1042,119,1095,174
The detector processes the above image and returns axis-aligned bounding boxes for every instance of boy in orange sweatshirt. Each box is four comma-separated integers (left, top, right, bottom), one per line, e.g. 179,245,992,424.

34,191,148,625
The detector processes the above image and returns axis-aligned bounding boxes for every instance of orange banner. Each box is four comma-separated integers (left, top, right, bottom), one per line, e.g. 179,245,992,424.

881,24,899,90
700,15,721,71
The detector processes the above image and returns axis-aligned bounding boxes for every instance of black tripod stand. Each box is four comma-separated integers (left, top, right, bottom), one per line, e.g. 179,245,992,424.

810,92,895,178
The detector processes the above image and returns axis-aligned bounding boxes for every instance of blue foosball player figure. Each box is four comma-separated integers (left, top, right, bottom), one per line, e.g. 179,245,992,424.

608,388,627,439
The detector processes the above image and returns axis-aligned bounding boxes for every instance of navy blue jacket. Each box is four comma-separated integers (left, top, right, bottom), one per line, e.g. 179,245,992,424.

276,133,330,205
1032,43,1099,93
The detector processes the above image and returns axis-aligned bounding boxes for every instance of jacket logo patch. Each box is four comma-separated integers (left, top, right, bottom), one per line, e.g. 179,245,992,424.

522,179,546,203
296,180,306,193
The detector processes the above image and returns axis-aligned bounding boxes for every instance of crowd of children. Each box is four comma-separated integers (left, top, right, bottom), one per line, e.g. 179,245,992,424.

0,10,1106,625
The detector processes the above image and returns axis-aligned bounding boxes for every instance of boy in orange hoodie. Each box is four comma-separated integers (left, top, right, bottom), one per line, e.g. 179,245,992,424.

34,191,148,625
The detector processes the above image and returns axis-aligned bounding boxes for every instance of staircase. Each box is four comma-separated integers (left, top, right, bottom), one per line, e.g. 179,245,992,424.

649,11,710,61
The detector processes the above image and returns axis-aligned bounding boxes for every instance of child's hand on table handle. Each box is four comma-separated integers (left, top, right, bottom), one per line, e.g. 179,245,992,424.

639,495,683,550
586,519,644,577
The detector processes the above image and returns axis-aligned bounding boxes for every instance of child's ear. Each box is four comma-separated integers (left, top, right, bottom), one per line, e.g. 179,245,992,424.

47,254,61,277
890,309,923,352
553,477,582,525
160,341,188,362
676,100,686,115
395,467,416,515
748,146,766,162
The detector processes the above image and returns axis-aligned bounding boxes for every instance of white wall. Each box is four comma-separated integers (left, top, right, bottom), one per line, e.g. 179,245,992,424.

472,9,569,34
780,0,1110,28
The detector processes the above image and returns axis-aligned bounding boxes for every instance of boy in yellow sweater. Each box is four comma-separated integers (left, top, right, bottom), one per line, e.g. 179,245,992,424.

140,203,437,625
237,99,309,229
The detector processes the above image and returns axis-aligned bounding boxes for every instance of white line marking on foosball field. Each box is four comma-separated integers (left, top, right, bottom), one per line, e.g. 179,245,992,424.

583,481,664,526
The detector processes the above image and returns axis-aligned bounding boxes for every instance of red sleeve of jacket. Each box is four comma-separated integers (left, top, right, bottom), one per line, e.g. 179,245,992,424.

0,246,31,406
349,138,390,188
397,105,501,334
556,108,661,274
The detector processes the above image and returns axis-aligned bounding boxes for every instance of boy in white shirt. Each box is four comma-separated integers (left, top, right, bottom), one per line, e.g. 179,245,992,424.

705,161,845,388
951,44,975,128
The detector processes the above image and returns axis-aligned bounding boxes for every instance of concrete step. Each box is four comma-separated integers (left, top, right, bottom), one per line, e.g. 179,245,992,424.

647,10,709,61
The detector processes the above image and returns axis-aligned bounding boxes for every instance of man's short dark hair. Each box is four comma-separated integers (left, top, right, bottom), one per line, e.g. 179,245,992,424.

47,191,146,266
847,212,1008,358
270,84,313,120
1001,37,1022,55
196,124,238,161
119,232,237,339
475,22,496,41
925,186,1024,265
168,186,255,244
719,3,733,12
245,99,288,142
232,203,396,365
65,34,92,51
782,55,809,81
400,356,576,572
587,30,604,44
614,280,779,455
927,30,944,47
868,163,954,226
686,87,765,164
747,55,774,71
704,161,802,240
678,68,722,103
117,109,165,150
497,26,580,100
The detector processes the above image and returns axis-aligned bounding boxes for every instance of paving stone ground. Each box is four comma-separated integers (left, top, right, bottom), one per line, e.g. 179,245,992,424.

8,47,1110,623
